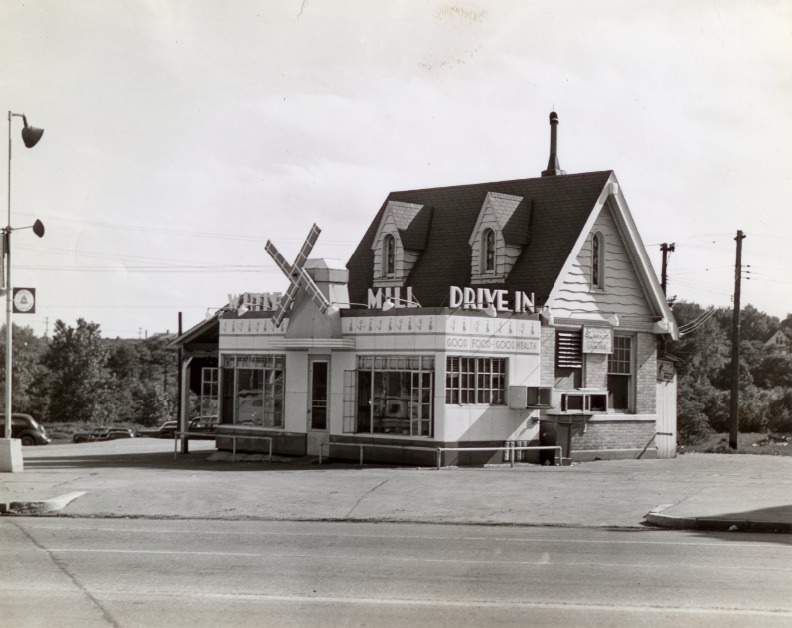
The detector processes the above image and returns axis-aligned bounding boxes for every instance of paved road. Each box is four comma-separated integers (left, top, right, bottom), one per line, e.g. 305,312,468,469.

3,517,791,627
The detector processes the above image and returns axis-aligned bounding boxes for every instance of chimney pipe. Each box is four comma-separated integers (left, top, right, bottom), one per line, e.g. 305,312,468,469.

541,111,566,177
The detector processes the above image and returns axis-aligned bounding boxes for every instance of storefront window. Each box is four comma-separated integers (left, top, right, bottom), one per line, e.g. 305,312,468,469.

221,355,285,428
200,367,219,418
446,357,507,405
354,355,434,436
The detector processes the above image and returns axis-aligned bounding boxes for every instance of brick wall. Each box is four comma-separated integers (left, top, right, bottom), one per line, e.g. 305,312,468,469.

571,418,655,451
584,352,608,389
635,332,657,414
540,325,555,386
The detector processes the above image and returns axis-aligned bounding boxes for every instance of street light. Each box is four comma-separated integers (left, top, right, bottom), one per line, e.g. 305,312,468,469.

2,111,44,470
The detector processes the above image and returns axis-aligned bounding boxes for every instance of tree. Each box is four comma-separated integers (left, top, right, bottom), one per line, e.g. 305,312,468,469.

754,353,792,389
667,302,729,383
0,324,49,417
41,319,113,423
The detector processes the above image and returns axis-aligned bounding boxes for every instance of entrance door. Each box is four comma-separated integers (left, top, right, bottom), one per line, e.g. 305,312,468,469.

307,357,329,455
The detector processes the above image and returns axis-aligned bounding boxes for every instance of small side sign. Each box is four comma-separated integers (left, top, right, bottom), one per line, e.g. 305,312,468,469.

13,288,36,314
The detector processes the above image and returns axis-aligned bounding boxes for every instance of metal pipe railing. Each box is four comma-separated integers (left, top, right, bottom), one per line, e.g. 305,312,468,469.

318,441,562,468
637,431,673,459
174,432,273,462
436,445,562,469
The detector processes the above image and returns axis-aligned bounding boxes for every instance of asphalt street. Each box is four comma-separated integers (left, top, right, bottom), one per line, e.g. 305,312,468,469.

3,517,791,628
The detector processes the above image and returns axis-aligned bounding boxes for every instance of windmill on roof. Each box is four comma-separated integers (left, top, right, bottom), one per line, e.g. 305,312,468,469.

265,224,350,340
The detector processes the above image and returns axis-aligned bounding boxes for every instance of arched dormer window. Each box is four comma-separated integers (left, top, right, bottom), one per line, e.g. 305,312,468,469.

384,234,396,277
592,231,605,289
482,228,496,273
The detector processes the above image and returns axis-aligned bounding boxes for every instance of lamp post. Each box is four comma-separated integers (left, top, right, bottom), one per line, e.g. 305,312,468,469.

1,111,44,471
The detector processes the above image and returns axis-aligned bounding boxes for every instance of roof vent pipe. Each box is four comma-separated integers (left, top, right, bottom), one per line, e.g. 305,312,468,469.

541,111,566,177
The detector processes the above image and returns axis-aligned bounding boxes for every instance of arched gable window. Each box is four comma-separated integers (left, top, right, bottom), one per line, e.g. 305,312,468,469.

481,228,496,273
591,231,605,289
383,234,396,277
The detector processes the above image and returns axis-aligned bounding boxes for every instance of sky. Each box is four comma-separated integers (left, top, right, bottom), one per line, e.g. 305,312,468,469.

0,0,790,339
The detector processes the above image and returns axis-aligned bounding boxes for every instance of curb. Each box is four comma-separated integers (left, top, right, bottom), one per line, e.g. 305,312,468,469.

646,505,792,534
0,491,86,516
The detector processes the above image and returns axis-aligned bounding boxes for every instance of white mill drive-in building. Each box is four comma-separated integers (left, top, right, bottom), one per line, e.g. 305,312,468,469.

172,113,679,465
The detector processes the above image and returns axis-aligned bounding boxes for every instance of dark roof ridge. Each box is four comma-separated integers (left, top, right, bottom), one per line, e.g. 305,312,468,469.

389,169,614,196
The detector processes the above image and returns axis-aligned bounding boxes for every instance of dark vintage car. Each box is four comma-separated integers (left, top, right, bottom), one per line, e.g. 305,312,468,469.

157,420,178,438
0,413,50,446
73,427,109,443
188,416,218,436
103,428,136,440
73,427,137,442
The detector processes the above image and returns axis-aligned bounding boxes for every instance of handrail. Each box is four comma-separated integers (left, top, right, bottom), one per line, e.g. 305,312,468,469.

637,431,673,459
174,431,273,463
436,445,562,469
319,441,562,468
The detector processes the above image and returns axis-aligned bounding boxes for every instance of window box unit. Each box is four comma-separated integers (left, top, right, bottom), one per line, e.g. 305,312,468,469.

509,386,554,409
560,390,608,413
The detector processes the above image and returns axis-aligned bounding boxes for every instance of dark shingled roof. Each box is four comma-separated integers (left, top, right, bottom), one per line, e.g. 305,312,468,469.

347,170,614,307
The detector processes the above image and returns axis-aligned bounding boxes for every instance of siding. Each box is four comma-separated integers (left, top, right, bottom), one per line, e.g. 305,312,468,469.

553,199,652,319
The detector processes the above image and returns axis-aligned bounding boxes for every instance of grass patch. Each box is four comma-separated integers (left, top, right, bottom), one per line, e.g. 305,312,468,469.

682,432,792,456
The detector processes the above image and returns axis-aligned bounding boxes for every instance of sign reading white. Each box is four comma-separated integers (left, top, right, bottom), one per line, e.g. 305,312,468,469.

583,326,613,354
228,292,283,311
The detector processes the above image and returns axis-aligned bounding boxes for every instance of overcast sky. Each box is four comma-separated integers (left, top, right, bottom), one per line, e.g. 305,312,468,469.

1,1,789,339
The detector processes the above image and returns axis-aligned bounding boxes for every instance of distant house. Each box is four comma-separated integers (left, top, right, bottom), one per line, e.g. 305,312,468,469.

172,112,678,464
764,329,790,351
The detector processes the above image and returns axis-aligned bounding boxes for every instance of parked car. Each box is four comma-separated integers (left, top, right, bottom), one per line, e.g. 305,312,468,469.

0,413,50,446
73,427,109,443
187,416,218,439
157,420,178,438
102,428,136,440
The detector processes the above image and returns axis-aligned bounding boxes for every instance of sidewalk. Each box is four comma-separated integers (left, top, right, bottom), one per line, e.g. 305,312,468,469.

1,439,791,533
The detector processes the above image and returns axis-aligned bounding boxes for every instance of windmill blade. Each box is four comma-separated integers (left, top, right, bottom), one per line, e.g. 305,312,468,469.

265,240,298,327
264,224,323,328
265,240,294,277
296,266,331,312
294,224,321,268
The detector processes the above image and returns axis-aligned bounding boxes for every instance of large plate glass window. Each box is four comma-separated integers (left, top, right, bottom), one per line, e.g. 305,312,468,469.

221,355,285,427
352,355,434,436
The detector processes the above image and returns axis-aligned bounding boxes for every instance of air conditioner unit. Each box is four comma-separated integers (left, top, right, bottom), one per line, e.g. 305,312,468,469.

509,386,554,409
560,390,608,413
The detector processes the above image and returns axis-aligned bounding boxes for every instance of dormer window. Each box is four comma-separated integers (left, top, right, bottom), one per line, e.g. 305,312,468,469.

384,234,396,277
482,228,496,273
371,201,428,288
469,192,527,285
592,231,605,290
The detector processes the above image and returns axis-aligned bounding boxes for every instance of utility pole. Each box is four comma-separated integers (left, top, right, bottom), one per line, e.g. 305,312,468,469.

178,312,188,455
660,243,675,295
729,230,746,450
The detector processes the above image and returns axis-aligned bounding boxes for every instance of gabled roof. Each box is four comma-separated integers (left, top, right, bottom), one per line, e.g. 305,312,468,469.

347,170,614,307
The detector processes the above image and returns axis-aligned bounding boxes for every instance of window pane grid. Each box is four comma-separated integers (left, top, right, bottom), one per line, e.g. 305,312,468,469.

446,356,507,405
608,336,631,375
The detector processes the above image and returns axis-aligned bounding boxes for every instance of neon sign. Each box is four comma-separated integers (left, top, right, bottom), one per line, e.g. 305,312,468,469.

449,286,535,314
